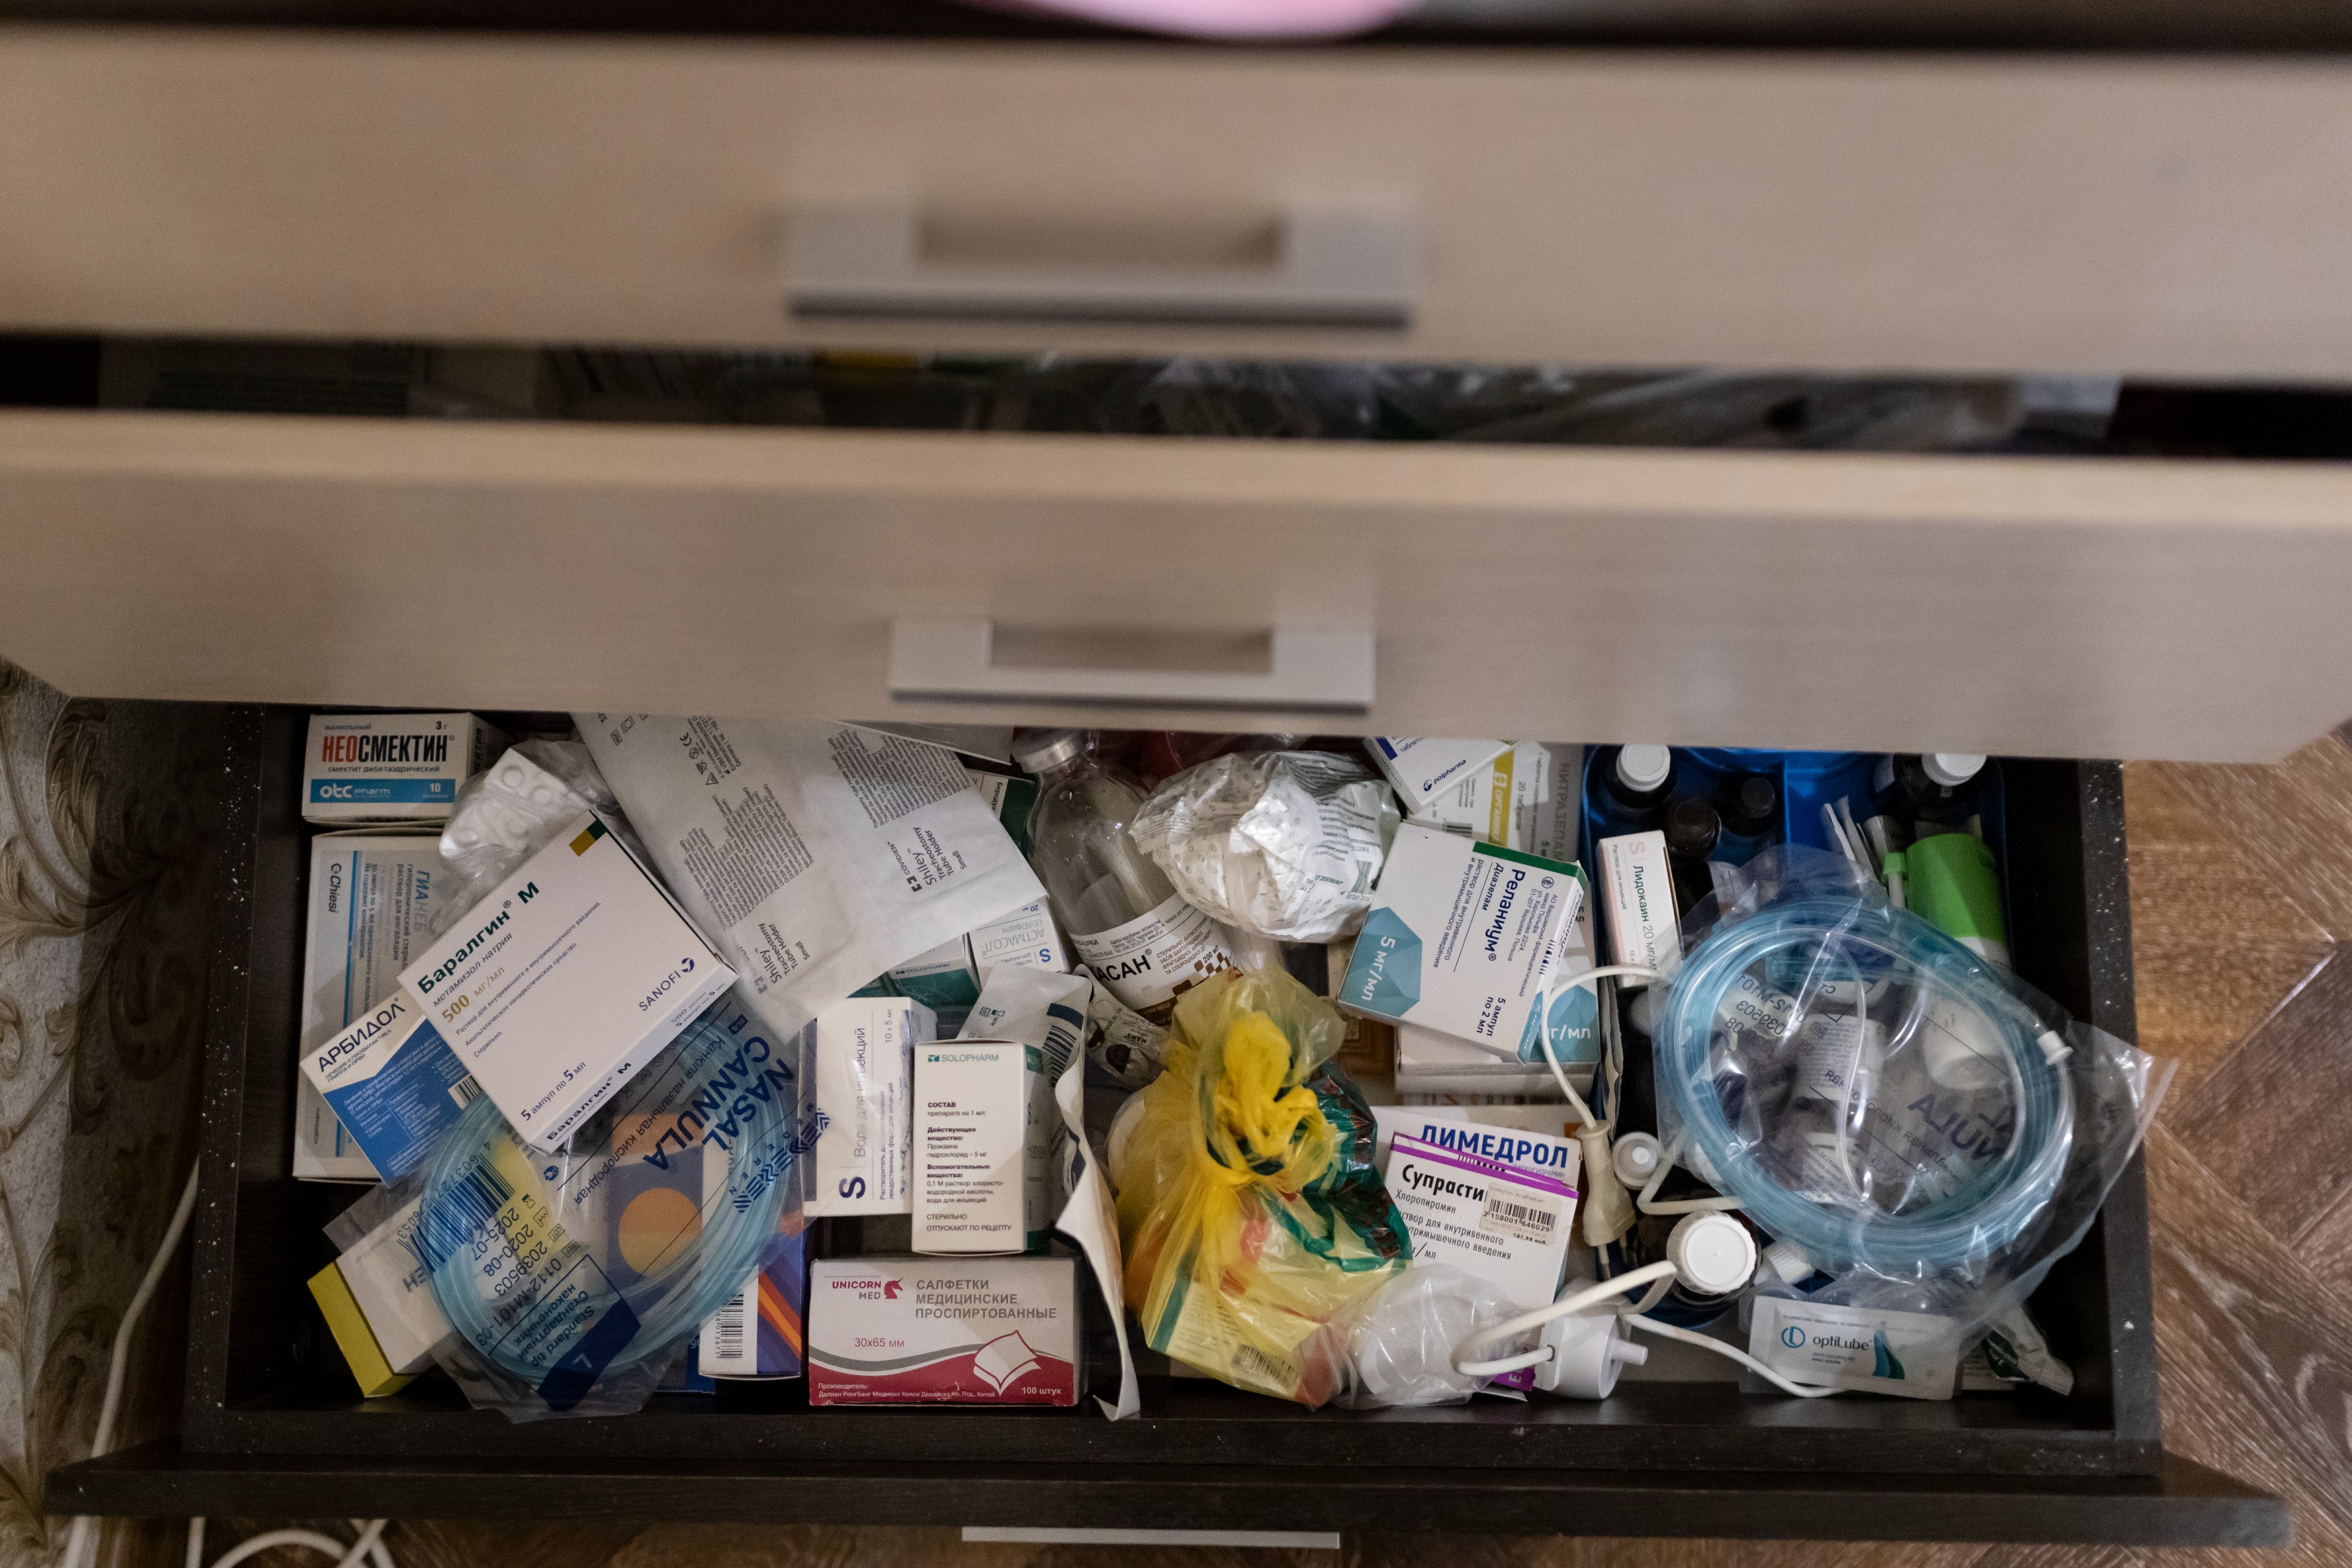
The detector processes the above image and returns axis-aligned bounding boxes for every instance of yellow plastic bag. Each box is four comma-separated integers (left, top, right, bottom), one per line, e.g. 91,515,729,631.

1110,967,1408,1406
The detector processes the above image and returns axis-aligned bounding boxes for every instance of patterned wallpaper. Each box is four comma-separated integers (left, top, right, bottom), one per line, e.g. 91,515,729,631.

0,661,216,1568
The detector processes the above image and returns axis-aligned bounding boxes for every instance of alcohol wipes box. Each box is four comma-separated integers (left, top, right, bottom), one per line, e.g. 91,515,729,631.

1366,738,1512,815
1341,822,1585,1060
808,1256,1079,1405
806,997,934,1217
303,712,506,824
398,812,736,1152
914,1039,1050,1256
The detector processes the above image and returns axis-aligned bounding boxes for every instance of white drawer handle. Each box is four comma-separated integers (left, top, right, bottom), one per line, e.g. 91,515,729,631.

785,207,1414,330
887,618,1374,713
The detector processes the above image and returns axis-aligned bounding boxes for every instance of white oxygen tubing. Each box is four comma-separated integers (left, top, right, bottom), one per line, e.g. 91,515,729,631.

59,1160,202,1568
1634,1134,1744,1217
199,1521,387,1568
1450,1262,1841,1399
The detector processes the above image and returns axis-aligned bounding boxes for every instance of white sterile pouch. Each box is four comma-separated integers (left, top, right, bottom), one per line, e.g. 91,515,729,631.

577,716,1046,1039
1129,751,1400,943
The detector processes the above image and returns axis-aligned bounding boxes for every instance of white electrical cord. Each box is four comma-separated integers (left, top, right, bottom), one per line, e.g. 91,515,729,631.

197,1520,386,1568
1453,1264,1678,1377
60,1161,202,1568
1621,1315,1842,1399
1450,1261,1841,1398
55,1160,396,1568
1634,1134,1746,1216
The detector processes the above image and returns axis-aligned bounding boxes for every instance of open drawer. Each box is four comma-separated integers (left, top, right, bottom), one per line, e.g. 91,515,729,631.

37,708,2288,1545
4,397,2352,763
6,29,2352,381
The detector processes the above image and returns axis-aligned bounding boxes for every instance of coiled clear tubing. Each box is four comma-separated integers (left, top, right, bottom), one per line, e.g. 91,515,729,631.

421,1012,794,1388
1653,897,2073,1276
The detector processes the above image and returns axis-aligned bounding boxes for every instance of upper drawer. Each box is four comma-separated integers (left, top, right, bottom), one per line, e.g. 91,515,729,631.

6,407,2351,763
7,30,2352,378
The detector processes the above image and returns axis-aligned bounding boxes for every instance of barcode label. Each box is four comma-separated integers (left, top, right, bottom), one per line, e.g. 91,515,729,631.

699,1279,756,1374
1479,1186,1562,1244
409,1158,515,1273
450,1075,483,1109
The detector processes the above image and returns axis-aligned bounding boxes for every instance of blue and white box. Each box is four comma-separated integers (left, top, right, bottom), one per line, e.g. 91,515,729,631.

303,992,480,1183
303,712,507,825
1340,821,1593,1066
398,812,737,1152
295,831,463,1181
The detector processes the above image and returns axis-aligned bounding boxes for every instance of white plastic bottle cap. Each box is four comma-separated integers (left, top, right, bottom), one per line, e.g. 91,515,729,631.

1616,745,1673,793
1924,753,1988,788
1612,1132,1664,1190
1760,1238,1814,1286
1667,1212,1758,1299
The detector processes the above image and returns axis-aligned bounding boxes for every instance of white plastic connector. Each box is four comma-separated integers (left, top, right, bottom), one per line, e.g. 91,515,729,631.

1534,1294,1650,1398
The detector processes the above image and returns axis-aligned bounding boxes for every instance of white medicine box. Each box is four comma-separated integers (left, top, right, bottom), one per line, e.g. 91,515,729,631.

303,712,506,824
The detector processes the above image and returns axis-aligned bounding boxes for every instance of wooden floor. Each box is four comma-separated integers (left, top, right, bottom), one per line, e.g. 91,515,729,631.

209,741,2352,1568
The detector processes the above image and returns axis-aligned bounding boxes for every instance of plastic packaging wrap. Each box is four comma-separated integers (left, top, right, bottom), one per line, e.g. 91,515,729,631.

1329,1264,1531,1409
417,996,820,1420
1109,967,1408,1405
435,741,621,921
1650,846,2170,1346
1128,752,1400,942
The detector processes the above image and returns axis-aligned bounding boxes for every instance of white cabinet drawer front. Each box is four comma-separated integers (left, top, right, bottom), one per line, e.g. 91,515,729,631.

5,32,2352,377
3,411,2348,761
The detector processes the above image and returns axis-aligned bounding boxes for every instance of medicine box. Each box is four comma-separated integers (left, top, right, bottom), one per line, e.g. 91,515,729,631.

808,1256,1079,1405
306,1194,453,1399
397,811,736,1152
1366,737,1513,815
301,993,479,1183
1384,1132,1578,1312
1340,821,1585,1060
806,996,934,1217
1597,830,1681,986
303,712,506,824
1370,1105,1583,1188
913,1039,1050,1256
295,831,462,1181
1393,1022,1588,1096
698,1218,809,1381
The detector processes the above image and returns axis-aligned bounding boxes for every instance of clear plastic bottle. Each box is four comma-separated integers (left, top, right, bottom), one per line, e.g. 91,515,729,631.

1014,729,1236,1022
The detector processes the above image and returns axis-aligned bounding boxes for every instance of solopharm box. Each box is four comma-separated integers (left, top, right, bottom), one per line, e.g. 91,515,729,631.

914,1039,1050,1256
397,812,736,1152
303,712,505,824
808,1256,1079,1405
806,997,934,1217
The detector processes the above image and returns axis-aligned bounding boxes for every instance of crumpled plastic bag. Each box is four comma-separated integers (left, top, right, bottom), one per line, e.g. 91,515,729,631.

1128,751,1400,942
1109,967,1408,1406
